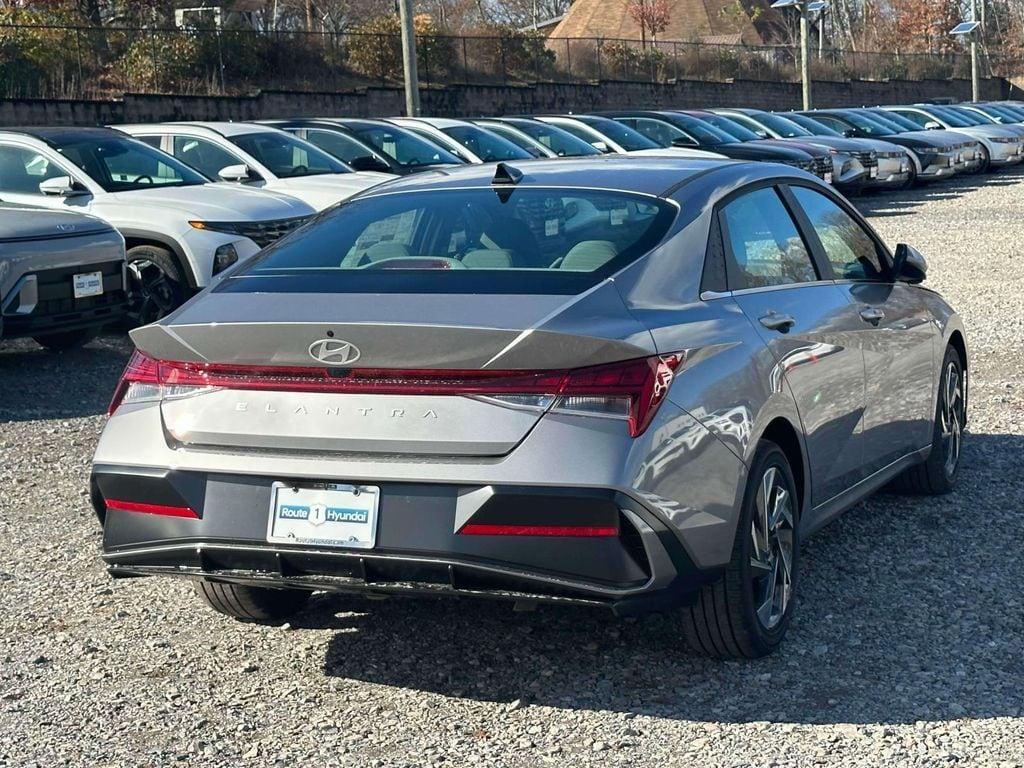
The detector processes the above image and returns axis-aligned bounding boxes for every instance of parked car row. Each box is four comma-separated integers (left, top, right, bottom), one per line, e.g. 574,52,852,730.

1,101,1021,352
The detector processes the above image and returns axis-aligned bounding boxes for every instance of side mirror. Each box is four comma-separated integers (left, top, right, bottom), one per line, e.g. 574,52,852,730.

218,164,257,182
39,176,88,197
590,140,612,153
755,129,770,139
925,121,943,130
347,155,391,173
893,243,927,283
671,136,698,148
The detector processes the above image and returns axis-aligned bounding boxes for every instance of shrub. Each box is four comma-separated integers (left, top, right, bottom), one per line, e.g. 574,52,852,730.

346,14,453,83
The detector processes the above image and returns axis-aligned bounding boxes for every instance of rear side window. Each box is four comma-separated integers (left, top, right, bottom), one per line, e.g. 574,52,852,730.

791,187,886,281
720,187,818,289
223,188,676,295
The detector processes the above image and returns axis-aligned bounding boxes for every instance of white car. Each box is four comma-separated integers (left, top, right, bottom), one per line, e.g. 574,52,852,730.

0,127,316,323
116,122,396,210
534,115,726,159
880,105,1024,172
387,117,537,164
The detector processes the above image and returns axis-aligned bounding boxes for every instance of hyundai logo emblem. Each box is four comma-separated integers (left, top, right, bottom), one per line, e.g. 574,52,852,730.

308,338,361,366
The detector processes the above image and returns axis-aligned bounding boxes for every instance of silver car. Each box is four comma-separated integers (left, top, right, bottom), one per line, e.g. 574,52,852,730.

1,205,126,350
91,158,967,658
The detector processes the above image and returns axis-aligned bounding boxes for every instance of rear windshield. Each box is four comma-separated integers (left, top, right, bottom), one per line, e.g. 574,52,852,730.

222,187,676,295
229,131,349,177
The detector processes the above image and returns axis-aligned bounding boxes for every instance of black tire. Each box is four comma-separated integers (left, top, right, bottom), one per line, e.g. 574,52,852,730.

976,145,991,174
125,245,185,328
904,162,919,189
886,345,964,495
32,328,98,351
681,441,800,659
194,581,312,623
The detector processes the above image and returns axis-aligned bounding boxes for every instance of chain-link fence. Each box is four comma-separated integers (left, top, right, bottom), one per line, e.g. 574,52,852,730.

0,23,1018,99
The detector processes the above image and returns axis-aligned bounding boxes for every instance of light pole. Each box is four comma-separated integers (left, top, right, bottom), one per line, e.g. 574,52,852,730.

772,0,828,111
950,18,982,102
397,0,421,116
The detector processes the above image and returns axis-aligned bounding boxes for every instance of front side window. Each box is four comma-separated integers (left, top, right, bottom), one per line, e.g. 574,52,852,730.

439,125,533,162
51,135,207,192
305,129,384,166
574,117,661,150
349,124,461,168
759,113,814,139
229,132,348,178
721,187,817,289
479,124,547,157
222,188,676,296
622,118,689,147
890,110,932,129
791,187,886,281
0,145,68,194
507,121,601,157
172,136,242,180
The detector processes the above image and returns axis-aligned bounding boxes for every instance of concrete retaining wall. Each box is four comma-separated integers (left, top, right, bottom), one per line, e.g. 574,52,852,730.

0,77,1010,126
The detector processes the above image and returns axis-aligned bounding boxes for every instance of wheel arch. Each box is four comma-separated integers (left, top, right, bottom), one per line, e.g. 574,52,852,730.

758,417,807,517
946,328,968,419
121,230,199,290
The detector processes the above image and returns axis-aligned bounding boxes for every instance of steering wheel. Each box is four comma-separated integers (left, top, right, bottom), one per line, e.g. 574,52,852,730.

132,175,154,185
291,165,308,176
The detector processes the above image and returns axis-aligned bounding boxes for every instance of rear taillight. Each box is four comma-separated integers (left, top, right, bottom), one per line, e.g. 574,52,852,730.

108,351,684,437
107,350,160,415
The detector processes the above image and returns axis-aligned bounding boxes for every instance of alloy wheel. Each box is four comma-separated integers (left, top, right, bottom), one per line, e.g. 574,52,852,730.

939,360,964,478
126,258,178,326
749,466,795,631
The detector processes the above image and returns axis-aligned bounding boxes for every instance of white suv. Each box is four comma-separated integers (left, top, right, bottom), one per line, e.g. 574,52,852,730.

0,127,316,323
117,122,396,210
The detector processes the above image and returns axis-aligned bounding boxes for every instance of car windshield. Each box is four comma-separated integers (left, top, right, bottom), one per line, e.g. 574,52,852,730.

840,111,903,135
505,120,601,156
478,124,548,158
229,131,349,178
51,135,208,192
685,114,746,143
932,106,982,126
861,110,915,133
785,113,843,137
574,116,661,150
347,123,462,168
758,112,814,138
985,104,1024,122
223,188,676,295
301,128,388,166
440,125,534,162
920,107,971,127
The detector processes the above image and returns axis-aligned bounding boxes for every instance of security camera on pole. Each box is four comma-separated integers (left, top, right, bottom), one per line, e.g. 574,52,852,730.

771,0,828,111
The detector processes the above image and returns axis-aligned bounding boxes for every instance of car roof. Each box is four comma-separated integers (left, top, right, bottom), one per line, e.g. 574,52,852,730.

396,117,473,129
117,121,278,137
0,126,126,143
356,156,738,199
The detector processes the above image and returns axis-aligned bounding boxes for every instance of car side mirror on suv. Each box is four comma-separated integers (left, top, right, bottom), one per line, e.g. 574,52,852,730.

38,176,89,197
347,155,391,173
925,121,943,130
590,140,612,153
893,243,928,283
218,164,259,183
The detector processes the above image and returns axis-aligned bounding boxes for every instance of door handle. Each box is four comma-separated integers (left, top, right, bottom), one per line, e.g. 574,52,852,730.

860,307,885,325
759,312,797,332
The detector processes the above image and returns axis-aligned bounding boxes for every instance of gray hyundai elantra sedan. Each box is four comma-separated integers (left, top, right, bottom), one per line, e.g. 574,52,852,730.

91,157,966,658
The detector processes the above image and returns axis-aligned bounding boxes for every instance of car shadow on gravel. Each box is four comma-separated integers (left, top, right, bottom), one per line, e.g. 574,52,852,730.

0,334,131,421
855,166,1024,218
317,431,1024,726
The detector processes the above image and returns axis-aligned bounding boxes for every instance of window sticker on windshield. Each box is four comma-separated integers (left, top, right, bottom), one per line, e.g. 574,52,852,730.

610,208,627,226
545,219,559,237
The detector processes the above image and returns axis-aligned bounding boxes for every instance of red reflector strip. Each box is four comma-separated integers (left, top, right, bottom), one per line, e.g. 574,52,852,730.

105,499,199,519
459,523,618,537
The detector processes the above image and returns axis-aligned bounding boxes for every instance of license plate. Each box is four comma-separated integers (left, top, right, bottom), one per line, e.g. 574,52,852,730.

869,166,878,178
267,482,379,550
73,271,103,298
824,171,833,184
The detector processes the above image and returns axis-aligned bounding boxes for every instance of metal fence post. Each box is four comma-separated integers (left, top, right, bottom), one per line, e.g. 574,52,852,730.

564,38,571,80
501,37,507,84
596,38,602,82
74,26,84,97
149,28,158,93
462,36,469,85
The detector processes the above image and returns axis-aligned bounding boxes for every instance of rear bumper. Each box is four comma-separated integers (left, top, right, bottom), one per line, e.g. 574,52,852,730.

91,465,722,614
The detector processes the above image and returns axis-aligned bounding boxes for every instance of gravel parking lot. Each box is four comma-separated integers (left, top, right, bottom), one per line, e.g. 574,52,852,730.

2,169,1023,768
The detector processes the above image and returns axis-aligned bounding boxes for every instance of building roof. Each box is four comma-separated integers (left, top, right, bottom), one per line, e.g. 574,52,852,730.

547,0,783,47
